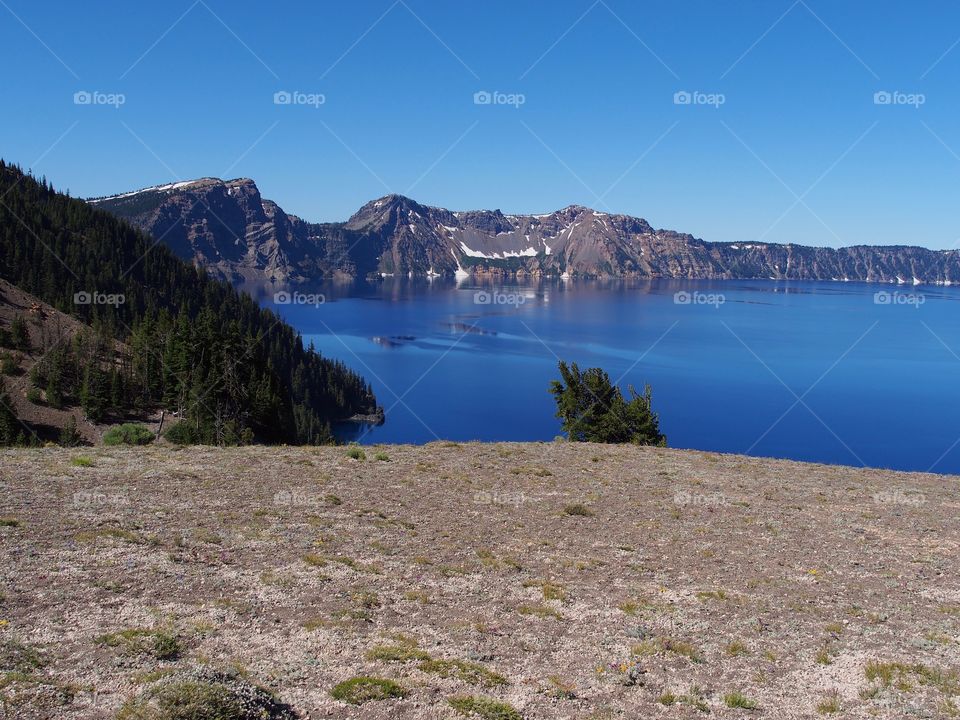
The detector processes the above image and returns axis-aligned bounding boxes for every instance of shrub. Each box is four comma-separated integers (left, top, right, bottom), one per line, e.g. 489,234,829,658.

562,503,593,517
448,695,523,720
97,628,181,660
374,452,389,461
418,659,507,687
0,351,21,376
724,691,759,709
104,423,155,446
345,447,366,460
549,360,665,445
115,667,297,720
330,676,406,705
59,417,82,447
164,422,200,446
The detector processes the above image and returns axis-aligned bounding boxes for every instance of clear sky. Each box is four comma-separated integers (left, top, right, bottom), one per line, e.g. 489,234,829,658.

3,1,959,247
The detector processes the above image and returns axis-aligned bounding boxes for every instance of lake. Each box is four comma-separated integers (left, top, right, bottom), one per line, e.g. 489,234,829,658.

260,278,960,474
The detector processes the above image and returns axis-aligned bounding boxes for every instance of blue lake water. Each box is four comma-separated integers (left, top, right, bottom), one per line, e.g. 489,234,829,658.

260,279,960,474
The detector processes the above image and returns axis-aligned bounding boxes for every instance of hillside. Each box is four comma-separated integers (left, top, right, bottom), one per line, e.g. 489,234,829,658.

1,443,957,719
90,179,960,284
0,162,380,446
0,279,152,444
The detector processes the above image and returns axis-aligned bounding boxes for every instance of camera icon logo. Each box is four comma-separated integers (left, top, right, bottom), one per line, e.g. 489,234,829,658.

273,90,292,105
73,291,92,304
874,91,892,105
273,290,292,305
473,291,492,304
473,90,492,105
673,291,691,305
673,90,692,105
73,91,92,105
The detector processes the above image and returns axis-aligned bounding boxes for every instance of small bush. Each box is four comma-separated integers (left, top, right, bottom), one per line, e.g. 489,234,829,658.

0,351,21,376
72,455,93,467
816,690,841,714
724,691,759,709
164,422,200,446
374,452,390,461
366,645,430,662
97,628,181,660
103,424,155,446
0,638,44,673
418,659,508,688
562,503,593,517
346,447,366,460
330,676,406,705
115,667,297,720
448,695,523,720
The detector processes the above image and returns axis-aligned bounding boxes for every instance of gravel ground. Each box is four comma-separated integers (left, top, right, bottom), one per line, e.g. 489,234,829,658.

1,442,958,719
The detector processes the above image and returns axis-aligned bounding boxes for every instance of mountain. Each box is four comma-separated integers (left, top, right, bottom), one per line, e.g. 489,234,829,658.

0,162,380,446
90,179,960,285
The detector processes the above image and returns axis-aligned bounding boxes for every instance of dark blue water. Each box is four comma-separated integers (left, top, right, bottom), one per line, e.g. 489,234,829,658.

261,279,960,474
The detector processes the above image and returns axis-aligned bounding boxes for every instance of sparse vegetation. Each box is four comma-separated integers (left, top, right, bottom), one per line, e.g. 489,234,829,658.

419,659,508,688
115,668,296,719
330,676,406,705
97,628,181,660
448,695,523,720
562,503,594,517
724,691,759,710
817,690,841,714
346,447,366,460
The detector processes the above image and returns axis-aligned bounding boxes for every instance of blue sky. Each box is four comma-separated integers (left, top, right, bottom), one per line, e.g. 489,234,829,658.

3,0,960,247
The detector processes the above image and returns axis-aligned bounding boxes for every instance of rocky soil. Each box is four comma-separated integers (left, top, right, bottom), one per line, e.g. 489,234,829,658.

1,442,958,718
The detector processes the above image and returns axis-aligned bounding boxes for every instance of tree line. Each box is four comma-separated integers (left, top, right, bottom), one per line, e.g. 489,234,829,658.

0,161,378,446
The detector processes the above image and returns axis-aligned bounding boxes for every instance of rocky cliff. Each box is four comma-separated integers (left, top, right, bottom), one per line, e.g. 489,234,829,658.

89,179,960,285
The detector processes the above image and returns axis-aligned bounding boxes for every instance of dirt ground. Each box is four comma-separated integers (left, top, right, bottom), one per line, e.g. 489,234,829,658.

1,442,958,719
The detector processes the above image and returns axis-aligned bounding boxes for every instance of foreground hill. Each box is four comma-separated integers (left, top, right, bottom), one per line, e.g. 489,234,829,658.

1,443,957,719
91,179,960,284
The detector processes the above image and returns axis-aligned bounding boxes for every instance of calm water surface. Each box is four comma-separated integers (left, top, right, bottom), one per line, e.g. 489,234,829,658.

260,279,960,474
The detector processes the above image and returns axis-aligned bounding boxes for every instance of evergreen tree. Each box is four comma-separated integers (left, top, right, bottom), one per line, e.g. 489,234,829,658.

549,361,666,445
10,315,29,351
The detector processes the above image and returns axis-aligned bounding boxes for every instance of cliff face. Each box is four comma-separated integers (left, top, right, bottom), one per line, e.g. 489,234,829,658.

89,180,960,285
